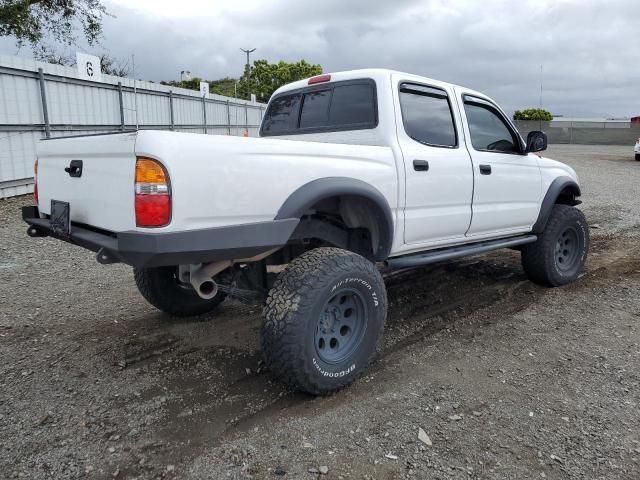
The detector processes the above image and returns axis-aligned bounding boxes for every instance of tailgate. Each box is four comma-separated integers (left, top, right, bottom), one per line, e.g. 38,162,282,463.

36,133,137,232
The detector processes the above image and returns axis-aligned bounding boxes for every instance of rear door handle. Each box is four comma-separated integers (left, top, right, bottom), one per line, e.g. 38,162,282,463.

413,159,429,171
479,164,492,175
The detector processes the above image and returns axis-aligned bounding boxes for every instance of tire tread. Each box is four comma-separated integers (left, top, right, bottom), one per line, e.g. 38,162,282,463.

522,205,589,286
261,247,386,395
134,266,226,317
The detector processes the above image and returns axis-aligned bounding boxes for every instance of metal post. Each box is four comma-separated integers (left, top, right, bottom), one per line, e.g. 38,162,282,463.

132,54,139,130
202,96,207,134
169,91,175,131
117,82,125,130
240,48,256,100
37,68,51,139
245,104,249,136
226,100,231,135
569,122,573,145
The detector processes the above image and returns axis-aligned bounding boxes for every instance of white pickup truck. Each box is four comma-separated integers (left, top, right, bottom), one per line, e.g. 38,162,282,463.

24,69,589,395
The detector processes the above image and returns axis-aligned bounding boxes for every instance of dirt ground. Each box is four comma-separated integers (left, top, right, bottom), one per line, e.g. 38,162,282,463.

1,145,639,480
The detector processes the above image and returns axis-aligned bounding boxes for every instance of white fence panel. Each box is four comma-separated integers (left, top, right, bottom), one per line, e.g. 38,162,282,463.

0,54,267,198
0,75,42,124
173,97,203,126
46,82,121,125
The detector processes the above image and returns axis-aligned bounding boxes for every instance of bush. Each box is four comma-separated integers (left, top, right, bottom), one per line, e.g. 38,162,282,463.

513,108,553,121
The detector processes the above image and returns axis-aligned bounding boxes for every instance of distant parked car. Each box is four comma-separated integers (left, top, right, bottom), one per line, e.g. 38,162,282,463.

635,138,640,161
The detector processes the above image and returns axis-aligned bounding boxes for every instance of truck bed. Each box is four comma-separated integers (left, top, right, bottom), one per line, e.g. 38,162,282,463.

35,130,397,234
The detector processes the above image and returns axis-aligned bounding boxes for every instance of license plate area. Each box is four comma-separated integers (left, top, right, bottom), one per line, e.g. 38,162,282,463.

50,200,71,235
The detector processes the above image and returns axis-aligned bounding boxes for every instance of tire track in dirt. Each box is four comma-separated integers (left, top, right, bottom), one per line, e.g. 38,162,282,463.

118,233,640,468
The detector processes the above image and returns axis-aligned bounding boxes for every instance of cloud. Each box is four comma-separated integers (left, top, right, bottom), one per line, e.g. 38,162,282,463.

1,0,638,117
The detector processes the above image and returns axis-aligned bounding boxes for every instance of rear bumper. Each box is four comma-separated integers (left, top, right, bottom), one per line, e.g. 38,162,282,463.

22,206,299,268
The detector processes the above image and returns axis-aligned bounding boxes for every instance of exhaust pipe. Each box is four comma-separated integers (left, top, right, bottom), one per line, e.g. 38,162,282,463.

182,248,280,300
182,261,231,300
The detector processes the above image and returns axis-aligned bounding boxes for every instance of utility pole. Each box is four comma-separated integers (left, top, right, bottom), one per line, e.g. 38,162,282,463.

539,64,543,108
539,64,543,131
240,48,256,100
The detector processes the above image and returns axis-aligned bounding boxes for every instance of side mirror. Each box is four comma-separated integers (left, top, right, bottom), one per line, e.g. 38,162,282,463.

526,131,548,153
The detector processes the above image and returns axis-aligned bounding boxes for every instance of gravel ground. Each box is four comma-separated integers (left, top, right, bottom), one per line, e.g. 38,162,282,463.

1,144,639,479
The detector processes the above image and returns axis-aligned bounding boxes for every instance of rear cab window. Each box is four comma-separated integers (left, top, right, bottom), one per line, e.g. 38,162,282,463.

260,79,378,136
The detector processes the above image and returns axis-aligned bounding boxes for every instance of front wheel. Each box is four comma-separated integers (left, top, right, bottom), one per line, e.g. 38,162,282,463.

521,205,589,287
134,266,226,317
261,248,387,395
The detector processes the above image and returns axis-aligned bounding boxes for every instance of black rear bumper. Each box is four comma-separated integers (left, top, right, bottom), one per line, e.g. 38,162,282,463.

22,206,299,268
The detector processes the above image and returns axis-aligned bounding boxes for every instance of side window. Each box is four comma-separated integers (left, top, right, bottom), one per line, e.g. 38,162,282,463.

464,101,520,153
329,84,376,126
399,83,457,147
299,90,331,129
261,94,301,135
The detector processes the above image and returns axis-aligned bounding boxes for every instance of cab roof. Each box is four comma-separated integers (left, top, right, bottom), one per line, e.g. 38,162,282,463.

272,68,485,99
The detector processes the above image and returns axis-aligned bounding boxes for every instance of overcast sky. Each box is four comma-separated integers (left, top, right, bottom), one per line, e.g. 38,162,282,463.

2,0,639,117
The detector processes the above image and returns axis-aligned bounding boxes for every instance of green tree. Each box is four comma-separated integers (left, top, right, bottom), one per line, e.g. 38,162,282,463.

513,108,553,121
98,53,130,77
161,77,238,96
176,76,202,91
209,77,238,98
160,77,203,91
0,0,108,49
238,59,323,102
30,45,131,76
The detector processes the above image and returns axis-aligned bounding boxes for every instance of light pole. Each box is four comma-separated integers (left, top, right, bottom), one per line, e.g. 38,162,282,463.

539,64,543,131
240,48,256,100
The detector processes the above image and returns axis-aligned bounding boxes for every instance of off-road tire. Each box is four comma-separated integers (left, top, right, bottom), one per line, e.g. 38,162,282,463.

262,247,387,395
521,205,589,287
134,266,226,317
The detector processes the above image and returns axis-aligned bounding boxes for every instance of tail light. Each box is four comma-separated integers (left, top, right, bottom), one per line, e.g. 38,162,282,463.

34,159,39,204
135,157,171,227
308,74,331,85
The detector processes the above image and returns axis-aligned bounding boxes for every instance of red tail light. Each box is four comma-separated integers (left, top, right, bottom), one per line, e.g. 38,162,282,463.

135,157,171,227
34,159,39,204
308,74,331,85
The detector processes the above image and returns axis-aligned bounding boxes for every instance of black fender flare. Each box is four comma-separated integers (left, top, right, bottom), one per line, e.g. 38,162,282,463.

275,177,394,260
532,176,582,234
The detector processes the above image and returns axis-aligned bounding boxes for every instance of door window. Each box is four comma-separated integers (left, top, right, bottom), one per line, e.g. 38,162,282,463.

399,83,457,147
464,100,520,153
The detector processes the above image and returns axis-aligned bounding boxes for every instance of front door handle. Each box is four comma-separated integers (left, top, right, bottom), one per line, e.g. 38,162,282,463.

413,159,429,171
479,164,492,175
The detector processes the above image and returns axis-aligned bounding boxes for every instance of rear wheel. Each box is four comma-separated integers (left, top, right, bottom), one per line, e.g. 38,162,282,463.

262,248,387,395
521,205,589,286
134,266,226,317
